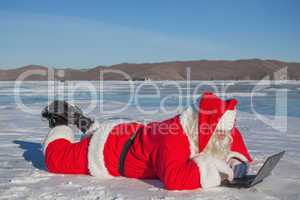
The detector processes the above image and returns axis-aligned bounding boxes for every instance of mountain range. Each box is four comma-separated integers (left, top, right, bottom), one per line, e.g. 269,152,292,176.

0,59,299,81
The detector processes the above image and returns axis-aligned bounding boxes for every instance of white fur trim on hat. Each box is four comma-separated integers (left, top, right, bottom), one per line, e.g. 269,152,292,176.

43,125,75,154
179,106,198,158
215,110,236,131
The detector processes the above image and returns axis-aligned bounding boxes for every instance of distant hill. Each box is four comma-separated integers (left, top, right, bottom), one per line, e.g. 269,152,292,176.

0,59,299,81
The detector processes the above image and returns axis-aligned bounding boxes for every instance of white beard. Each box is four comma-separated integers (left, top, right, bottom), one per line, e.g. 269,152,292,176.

203,132,232,160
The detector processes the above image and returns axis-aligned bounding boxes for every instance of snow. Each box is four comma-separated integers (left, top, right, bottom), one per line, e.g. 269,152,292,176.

0,81,300,200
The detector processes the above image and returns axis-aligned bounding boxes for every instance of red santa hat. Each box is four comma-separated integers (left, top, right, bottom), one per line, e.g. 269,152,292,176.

197,92,252,162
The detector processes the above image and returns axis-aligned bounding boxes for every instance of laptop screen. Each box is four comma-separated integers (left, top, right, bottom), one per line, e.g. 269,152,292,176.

251,151,285,186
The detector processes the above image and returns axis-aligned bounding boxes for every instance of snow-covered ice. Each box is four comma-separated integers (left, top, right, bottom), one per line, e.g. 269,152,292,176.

0,81,300,200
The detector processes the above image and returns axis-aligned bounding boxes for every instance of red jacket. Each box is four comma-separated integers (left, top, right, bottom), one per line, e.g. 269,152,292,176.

44,92,252,190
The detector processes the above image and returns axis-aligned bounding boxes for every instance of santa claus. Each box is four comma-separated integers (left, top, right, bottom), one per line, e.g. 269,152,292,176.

42,92,252,190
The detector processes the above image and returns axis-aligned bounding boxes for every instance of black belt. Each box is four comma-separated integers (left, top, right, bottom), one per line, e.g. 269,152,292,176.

118,127,141,176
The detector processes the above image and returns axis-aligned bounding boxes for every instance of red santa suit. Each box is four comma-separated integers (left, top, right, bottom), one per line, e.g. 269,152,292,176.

43,92,252,190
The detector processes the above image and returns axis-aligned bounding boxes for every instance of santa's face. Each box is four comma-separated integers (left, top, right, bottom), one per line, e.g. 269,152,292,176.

215,130,231,141
204,129,232,160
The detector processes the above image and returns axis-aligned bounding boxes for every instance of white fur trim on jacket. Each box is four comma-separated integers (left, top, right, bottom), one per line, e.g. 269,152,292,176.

179,106,198,158
193,154,233,189
88,120,136,178
215,110,236,131
43,125,75,154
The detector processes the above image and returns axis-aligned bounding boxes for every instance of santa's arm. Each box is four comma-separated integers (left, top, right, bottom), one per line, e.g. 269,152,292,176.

228,128,253,163
154,145,200,190
154,145,233,190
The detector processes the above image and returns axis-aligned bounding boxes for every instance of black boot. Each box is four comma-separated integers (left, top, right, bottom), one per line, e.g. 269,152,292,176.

41,100,94,133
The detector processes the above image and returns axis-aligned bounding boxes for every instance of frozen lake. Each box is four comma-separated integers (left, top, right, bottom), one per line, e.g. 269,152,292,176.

0,81,300,199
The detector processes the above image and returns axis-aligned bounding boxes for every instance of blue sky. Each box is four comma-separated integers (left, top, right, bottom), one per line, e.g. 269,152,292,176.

0,0,299,68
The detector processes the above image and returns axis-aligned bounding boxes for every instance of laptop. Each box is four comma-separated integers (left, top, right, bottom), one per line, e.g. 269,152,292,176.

223,151,285,188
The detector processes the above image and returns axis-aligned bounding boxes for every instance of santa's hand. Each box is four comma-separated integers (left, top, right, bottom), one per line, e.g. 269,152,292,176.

226,152,249,163
193,154,233,189
228,158,242,168
227,158,249,178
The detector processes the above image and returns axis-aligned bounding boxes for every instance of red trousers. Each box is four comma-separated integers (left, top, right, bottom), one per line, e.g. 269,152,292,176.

45,137,91,174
